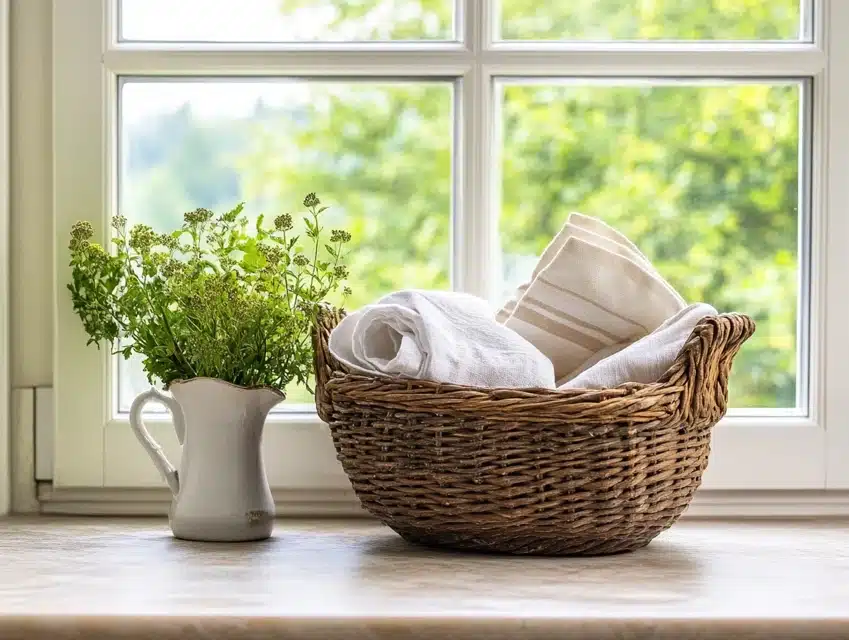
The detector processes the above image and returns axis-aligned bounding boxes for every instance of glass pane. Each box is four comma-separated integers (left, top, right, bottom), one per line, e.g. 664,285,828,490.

499,1,802,41
118,79,453,412
498,81,802,409
120,0,454,42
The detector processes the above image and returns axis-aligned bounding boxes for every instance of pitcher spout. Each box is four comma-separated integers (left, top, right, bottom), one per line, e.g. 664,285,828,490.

168,377,285,416
254,386,287,415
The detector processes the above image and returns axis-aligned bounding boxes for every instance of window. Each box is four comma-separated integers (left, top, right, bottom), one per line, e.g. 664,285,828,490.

118,79,453,411
119,0,455,42
50,0,849,504
498,2,804,41
498,80,803,410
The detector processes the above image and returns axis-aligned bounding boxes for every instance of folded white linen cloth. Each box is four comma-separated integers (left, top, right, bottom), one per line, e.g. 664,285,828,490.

503,233,687,385
328,289,555,389
496,212,685,323
561,303,717,389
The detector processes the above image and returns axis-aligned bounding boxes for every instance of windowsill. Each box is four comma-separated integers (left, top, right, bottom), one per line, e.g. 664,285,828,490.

0,517,847,639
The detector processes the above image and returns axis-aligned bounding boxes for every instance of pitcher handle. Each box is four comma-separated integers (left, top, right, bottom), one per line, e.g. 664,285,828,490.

129,387,184,496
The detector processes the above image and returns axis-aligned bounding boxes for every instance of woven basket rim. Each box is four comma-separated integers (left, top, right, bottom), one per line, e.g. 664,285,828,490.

313,308,756,426
320,311,753,395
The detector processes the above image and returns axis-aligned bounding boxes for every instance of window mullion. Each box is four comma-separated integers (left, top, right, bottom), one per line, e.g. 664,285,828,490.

802,0,817,43
455,0,496,299
102,49,473,77
481,46,824,78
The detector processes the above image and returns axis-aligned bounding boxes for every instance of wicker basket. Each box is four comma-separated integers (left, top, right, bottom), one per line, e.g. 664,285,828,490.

313,308,755,556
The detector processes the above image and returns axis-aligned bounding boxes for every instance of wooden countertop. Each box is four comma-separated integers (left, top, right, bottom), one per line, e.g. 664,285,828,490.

0,517,847,639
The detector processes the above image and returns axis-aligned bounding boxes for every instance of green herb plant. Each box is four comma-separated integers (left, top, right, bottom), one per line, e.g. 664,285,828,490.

68,193,351,391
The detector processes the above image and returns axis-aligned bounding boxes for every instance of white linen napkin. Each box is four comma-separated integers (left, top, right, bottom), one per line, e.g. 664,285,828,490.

561,303,717,389
503,232,687,384
329,289,555,389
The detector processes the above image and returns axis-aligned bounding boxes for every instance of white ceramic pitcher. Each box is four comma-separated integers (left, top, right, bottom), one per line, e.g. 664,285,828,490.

129,377,284,542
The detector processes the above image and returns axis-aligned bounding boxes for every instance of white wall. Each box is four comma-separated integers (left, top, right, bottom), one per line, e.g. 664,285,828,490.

10,0,52,390
1,0,12,514
5,0,53,513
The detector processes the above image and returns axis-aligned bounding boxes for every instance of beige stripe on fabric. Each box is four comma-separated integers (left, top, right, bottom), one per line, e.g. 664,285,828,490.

526,296,626,344
537,276,651,334
496,299,516,322
512,306,608,352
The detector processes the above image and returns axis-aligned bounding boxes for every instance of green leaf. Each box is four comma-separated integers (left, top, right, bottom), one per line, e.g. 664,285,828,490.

303,217,316,236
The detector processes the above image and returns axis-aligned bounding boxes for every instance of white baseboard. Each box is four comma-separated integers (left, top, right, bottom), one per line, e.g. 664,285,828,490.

685,490,849,517
36,484,368,517
32,484,849,518
11,389,37,513
33,387,53,482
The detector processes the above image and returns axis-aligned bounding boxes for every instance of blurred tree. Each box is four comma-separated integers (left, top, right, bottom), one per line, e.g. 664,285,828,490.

120,0,801,408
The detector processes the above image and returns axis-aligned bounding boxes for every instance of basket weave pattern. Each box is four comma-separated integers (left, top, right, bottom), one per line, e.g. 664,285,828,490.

314,309,755,556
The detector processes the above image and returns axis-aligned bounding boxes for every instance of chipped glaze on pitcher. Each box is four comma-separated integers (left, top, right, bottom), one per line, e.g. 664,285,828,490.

129,378,284,542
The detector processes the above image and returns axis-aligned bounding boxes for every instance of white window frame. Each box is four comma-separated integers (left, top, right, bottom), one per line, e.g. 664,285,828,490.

47,0,849,513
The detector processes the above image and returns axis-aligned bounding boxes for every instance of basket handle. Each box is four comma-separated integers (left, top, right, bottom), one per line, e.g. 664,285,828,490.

657,313,756,426
312,305,346,423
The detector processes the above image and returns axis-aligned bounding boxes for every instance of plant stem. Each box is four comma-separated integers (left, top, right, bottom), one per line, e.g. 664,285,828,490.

306,205,321,300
